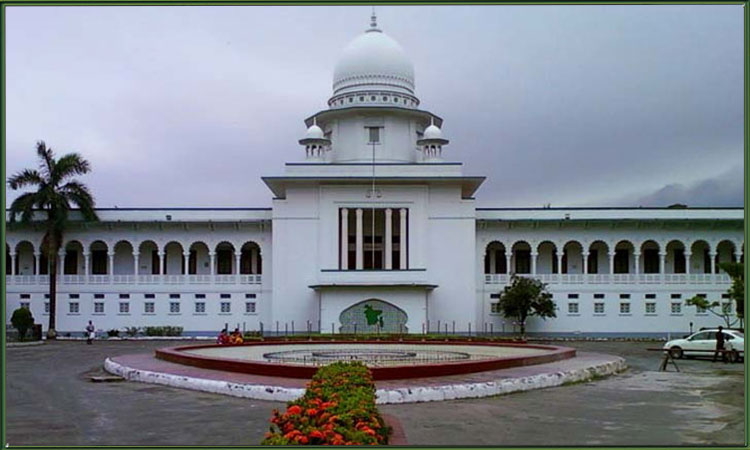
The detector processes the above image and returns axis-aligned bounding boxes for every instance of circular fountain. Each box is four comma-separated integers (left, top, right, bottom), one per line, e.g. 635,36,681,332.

154,340,576,380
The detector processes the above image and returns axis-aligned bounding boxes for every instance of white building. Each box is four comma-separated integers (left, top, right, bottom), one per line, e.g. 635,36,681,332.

5,16,744,337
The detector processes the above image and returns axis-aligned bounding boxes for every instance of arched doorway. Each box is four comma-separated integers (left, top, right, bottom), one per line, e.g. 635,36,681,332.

339,299,408,333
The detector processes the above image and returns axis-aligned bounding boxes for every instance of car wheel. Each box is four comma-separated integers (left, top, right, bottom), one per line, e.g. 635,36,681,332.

729,350,740,363
669,347,683,359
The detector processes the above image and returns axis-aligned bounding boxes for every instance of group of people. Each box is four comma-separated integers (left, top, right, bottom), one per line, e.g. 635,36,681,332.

217,327,244,345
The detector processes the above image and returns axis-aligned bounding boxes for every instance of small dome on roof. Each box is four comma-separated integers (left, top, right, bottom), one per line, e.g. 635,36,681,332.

423,124,443,140
305,124,325,140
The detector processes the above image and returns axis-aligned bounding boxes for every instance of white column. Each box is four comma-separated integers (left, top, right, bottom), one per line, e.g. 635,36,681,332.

9,253,16,276
505,253,512,274
356,208,364,270
250,248,258,274
159,251,166,275
107,252,114,276
341,208,349,270
384,208,393,270
83,252,90,277
556,252,563,274
633,252,640,275
133,252,140,276
209,251,216,275
582,251,589,275
34,252,41,275
235,252,241,275
531,252,538,275
399,208,407,269
488,249,496,274
709,251,717,274
184,252,191,275
684,252,691,274
659,251,666,274
609,251,615,275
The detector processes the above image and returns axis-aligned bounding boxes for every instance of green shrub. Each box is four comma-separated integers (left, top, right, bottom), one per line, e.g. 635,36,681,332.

262,362,390,445
143,326,183,337
107,329,120,338
123,326,140,337
11,307,34,341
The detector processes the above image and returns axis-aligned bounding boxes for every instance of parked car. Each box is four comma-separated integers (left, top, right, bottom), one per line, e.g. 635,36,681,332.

664,329,744,362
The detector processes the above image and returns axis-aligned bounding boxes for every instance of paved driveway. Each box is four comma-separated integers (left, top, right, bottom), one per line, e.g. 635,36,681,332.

5,340,745,446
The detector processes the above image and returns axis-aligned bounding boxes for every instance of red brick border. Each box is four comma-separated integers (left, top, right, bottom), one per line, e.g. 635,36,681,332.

155,340,575,381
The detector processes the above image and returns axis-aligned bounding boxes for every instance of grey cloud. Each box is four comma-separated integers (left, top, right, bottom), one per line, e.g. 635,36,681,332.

626,167,744,208
5,5,745,209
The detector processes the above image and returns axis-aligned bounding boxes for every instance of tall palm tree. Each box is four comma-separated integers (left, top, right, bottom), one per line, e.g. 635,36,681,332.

8,141,98,339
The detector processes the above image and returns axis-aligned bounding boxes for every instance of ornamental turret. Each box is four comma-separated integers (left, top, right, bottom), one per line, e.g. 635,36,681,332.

417,119,449,161
298,117,331,161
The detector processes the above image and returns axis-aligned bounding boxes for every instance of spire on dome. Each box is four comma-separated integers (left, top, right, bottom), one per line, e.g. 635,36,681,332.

368,7,380,32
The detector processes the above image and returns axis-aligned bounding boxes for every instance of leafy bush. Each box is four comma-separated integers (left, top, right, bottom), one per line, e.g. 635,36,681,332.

123,326,140,337
243,330,263,339
143,326,183,337
107,329,120,338
11,307,34,341
262,362,390,445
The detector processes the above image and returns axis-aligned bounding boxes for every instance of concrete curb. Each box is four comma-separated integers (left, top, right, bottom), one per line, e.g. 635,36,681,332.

104,358,305,402
6,340,45,348
104,356,626,404
375,357,627,404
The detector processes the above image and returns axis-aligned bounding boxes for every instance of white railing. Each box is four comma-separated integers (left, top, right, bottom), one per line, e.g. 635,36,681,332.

663,274,688,284
188,274,213,284
5,273,263,286
484,274,509,284
88,275,110,284
239,274,262,284
483,273,732,286
61,275,87,285
214,275,237,284
636,274,662,284
113,275,136,284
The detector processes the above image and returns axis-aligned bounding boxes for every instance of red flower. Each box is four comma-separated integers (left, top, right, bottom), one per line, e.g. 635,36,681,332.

309,430,324,440
287,405,302,415
306,408,318,416
296,435,309,444
284,430,302,439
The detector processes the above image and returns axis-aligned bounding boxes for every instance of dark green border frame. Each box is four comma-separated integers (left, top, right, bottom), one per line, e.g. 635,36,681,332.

0,1,747,449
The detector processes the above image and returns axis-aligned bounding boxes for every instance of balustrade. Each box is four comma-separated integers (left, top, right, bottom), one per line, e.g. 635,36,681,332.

482,273,730,286
5,273,263,286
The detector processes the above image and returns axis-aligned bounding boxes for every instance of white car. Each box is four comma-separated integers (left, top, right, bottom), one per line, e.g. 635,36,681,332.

664,329,744,362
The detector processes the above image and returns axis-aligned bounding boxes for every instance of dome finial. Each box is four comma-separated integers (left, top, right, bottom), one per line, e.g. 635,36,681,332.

368,7,380,32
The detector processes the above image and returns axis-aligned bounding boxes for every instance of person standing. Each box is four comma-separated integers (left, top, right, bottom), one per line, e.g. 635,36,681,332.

86,320,95,345
713,326,727,363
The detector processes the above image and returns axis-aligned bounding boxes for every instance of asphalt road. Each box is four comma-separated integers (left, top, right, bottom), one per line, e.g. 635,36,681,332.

5,340,745,446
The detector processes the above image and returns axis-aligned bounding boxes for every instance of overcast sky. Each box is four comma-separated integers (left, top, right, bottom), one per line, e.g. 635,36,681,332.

5,4,744,209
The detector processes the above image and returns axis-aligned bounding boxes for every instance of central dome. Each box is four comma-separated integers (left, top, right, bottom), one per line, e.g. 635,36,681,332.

328,16,419,108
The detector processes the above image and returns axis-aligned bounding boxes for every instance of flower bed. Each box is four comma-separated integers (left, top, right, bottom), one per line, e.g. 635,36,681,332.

262,362,391,445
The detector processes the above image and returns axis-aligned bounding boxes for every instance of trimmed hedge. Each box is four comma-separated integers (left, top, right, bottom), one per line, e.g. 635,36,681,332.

262,362,390,445
143,326,183,336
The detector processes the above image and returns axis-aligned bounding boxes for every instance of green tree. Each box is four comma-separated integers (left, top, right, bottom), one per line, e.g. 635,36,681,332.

8,141,98,339
495,275,557,338
720,261,743,328
11,306,34,341
686,294,738,329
